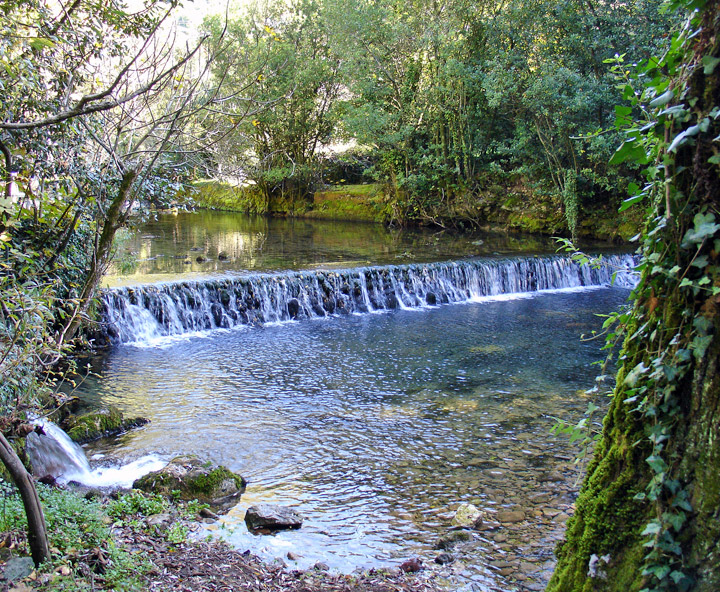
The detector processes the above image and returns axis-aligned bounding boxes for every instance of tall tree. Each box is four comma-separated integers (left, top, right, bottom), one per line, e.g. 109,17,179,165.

549,0,720,589
203,0,343,210
0,0,222,564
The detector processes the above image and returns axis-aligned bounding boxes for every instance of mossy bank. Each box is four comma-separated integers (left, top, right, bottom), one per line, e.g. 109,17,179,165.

187,180,639,242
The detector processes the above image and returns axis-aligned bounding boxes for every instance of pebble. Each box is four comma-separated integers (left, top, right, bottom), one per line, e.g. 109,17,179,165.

554,513,571,523
313,562,330,571
496,510,526,523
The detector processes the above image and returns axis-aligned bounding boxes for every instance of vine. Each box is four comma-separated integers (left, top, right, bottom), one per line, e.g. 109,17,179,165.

603,0,719,589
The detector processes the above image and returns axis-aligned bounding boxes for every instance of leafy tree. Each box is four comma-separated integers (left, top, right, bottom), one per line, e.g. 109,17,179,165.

549,1,720,589
203,0,343,210
0,0,226,565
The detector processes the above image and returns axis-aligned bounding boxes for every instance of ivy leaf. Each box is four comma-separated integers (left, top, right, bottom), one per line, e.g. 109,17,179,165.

649,89,674,107
625,362,649,386
681,212,720,247
641,520,662,536
702,56,720,75
646,454,668,474
610,140,649,165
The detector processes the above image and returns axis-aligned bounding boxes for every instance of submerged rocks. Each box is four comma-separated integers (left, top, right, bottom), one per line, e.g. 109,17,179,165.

61,406,149,444
245,504,304,533
435,529,473,550
133,455,246,506
452,502,483,527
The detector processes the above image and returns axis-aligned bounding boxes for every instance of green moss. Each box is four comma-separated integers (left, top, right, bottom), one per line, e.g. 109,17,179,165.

133,456,246,503
188,466,246,495
190,180,268,213
64,407,123,442
308,183,385,222
547,391,653,592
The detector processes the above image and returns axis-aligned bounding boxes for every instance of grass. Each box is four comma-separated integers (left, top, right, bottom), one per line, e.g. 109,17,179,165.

0,480,210,591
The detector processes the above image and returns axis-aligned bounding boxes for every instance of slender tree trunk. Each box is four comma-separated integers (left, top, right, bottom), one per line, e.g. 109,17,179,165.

57,167,138,346
0,433,49,566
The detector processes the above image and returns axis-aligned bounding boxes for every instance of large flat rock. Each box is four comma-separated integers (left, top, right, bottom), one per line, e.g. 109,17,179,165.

245,504,304,532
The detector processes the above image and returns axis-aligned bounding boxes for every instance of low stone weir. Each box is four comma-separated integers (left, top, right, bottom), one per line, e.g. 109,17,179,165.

101,254,637,345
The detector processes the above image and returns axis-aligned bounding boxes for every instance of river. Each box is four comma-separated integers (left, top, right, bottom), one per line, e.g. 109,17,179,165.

73,212,633,592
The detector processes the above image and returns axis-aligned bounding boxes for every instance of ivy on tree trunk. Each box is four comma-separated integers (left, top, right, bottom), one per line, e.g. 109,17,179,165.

549,2,720,590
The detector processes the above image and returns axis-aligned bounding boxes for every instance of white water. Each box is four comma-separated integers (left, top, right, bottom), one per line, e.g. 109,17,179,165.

26,418,165,488
102,254,638,347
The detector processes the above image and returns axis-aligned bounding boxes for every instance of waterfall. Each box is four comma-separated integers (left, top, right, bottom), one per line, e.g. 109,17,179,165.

101,254,637,346
26,418,165,488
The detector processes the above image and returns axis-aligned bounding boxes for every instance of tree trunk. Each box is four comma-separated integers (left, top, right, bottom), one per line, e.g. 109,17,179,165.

0,433,49,566
57,167,138,346
548,3,720,590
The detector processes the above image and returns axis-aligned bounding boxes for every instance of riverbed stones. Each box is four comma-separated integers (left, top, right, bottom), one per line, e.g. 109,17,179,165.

451,502,482,527
496,510,526,523
61,406,149,444
133,455,246,506
244,504,303,532
435,529,472,550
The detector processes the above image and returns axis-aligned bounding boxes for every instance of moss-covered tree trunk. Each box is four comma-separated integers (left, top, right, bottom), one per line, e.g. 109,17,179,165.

549,3,720,590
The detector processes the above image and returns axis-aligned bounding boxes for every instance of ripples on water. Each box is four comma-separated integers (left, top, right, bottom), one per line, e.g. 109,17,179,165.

78,286,629,589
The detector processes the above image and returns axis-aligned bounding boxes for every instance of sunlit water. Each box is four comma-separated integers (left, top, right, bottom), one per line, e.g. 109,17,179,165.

75,285,629,590
106,211,619,287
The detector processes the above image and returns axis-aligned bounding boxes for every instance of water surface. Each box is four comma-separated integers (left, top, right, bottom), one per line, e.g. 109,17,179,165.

108,212,615,287
77,287,628,590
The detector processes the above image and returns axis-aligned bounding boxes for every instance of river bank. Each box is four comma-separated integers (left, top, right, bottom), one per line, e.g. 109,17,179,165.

186,180,640,242
0,483,441,592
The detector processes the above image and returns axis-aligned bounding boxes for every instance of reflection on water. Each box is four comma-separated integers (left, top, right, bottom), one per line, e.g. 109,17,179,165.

76,288,629,590
107,212,615,287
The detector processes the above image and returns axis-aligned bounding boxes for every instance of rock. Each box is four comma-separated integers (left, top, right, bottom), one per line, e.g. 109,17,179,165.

474,520,500,532
425,292,437,305
62,407,149,444
199,508,218,520
435,530,472,550
434,552,454,565
218,252,229,261
196,256,207,263
452,503,482,527
554,512,571,523
287,552,300,561
3,556,35,582
146,513,172,528
244,504,303,532
399,558,423,573
133,455,246,505
313,562,329,571
287,298,301,319
496,510,526,523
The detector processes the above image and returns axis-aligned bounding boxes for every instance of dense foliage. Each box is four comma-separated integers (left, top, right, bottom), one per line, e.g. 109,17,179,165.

203,0,674,233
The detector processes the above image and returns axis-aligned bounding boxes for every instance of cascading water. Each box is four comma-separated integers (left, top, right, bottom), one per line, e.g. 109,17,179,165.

101,254,637,346
26,418,165,488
